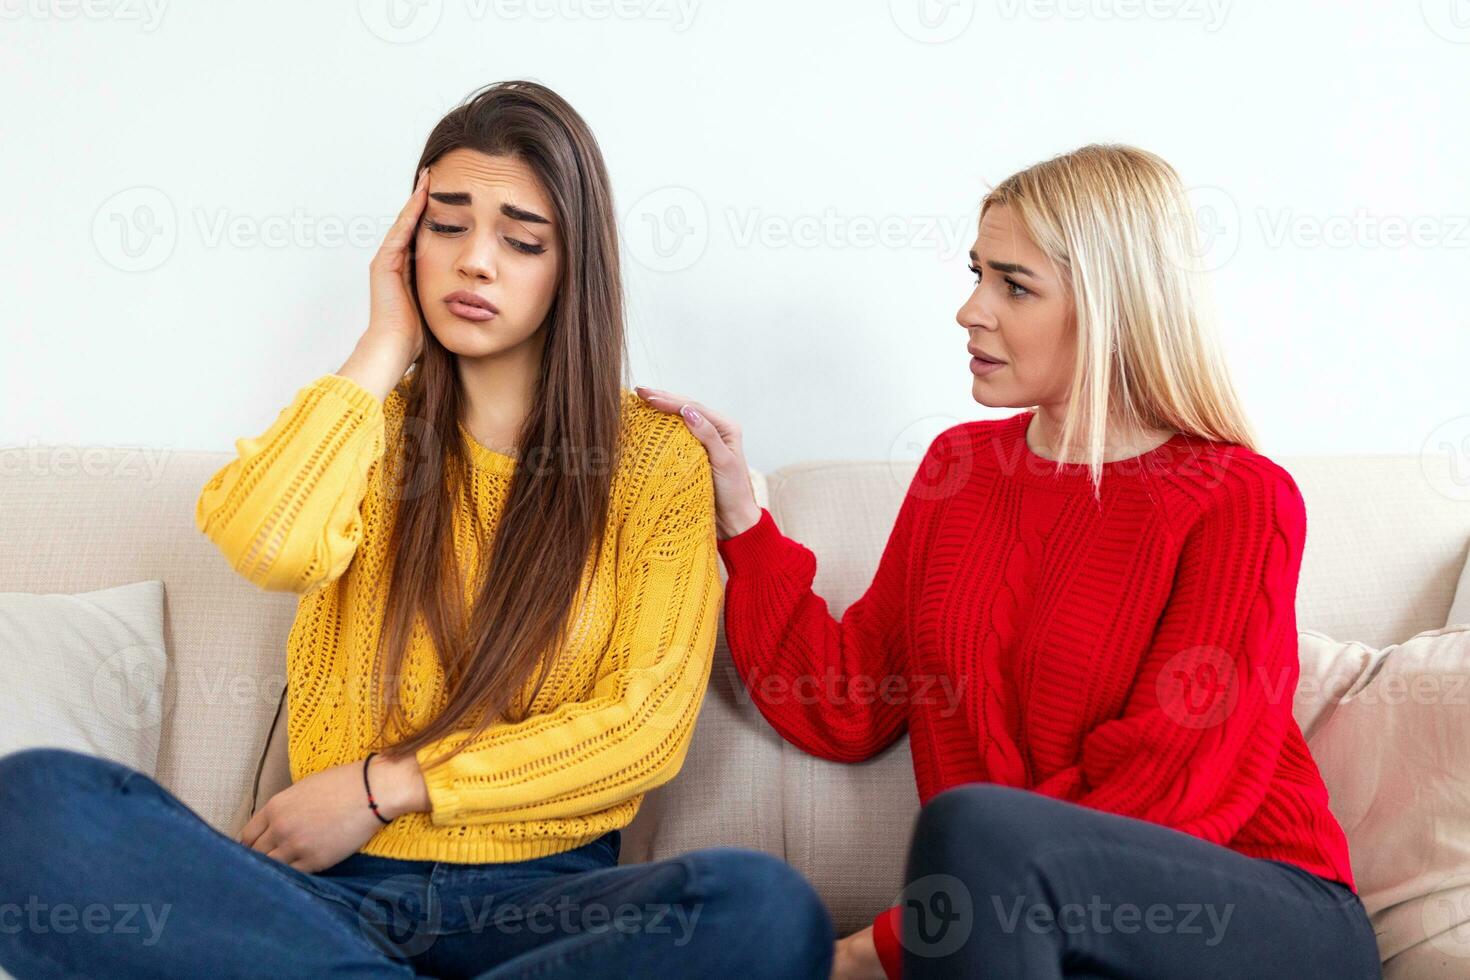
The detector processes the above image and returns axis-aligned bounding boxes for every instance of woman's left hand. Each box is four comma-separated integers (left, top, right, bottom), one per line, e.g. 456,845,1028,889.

633,387,762,540
239,754,424,873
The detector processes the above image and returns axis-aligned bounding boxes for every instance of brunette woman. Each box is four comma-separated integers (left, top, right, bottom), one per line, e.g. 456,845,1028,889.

0,81,833,980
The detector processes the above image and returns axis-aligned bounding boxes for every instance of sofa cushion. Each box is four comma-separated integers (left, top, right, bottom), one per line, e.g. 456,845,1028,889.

0,580,167,775
0,446,300,837
1295,624,1470,975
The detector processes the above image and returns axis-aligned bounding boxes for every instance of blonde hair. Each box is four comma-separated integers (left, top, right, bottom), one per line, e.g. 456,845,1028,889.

981,143,1257,496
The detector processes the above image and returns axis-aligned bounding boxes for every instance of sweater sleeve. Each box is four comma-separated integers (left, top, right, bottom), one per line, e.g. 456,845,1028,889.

714,432,949,764
871,903,904,979
412,428,723,825
1030,464,1307,845
194,374,386,595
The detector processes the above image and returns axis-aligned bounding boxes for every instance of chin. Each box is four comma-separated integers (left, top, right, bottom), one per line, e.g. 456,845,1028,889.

970,380,1009,408
426,320,507,358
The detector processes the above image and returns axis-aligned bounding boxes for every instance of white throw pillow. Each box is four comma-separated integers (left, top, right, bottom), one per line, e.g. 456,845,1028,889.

1294,624,1470,977
0,580,167,776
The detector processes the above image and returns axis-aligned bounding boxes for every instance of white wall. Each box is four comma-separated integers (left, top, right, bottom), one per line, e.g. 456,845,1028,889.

3,0,1466,475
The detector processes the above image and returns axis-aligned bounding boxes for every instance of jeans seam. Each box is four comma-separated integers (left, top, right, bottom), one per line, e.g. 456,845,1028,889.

679,853,708,902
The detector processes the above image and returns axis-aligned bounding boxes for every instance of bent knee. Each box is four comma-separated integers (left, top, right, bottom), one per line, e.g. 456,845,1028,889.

0,746,140,813
915,783,1050,861
683,848,834,946
918,782,1012,830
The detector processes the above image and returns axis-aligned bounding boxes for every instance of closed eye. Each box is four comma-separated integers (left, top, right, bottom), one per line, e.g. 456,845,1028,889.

423,219,546,255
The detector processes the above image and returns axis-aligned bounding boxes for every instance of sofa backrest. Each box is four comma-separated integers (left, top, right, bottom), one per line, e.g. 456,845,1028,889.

623,452,1470,931
3,445,1467,935
1,449,300,835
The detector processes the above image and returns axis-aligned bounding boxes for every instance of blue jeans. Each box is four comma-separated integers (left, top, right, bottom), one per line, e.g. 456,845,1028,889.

900,782,1383,979
0,747,834,979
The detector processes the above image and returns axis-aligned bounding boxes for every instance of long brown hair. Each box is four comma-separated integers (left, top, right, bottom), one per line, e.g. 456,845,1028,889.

368,80,626,772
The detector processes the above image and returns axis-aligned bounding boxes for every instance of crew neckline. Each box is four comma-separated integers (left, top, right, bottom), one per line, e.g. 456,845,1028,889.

1006,411,1195,487
456,419,518,475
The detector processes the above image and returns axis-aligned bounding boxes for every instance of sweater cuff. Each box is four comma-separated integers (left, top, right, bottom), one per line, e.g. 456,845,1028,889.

315,372,387,418
872,904,903,980
715,507,796,577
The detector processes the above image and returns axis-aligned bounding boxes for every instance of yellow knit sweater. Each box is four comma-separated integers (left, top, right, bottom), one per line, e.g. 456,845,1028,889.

194,372,722,863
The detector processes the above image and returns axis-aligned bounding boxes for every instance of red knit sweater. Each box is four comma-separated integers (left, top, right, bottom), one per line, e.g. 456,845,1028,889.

715,410,1356,979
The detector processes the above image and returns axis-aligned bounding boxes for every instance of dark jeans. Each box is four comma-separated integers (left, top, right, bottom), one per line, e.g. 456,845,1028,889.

900,782,1383,979
0,747,834,979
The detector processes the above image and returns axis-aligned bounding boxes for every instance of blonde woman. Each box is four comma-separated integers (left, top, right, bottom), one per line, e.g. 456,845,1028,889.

640,145,1381,979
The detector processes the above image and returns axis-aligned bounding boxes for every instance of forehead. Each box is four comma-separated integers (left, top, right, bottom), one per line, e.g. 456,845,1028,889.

428,148,551,211
973,204,1042,260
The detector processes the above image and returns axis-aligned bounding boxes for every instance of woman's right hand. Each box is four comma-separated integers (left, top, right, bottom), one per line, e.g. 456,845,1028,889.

634,388,762,540
338,168,432,402
367,166,432,359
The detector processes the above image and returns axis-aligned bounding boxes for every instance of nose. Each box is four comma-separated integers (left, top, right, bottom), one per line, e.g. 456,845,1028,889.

454,232,498,284
956,288,998,332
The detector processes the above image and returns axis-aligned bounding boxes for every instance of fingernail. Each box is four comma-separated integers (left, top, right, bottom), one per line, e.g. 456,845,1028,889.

681,405,702,426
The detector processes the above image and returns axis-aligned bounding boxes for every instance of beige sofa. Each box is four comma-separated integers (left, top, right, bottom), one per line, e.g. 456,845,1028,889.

3,442,1469,977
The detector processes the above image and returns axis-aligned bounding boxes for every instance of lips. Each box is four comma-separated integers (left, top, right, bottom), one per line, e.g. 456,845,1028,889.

968,348,1006,364
444,290,499,314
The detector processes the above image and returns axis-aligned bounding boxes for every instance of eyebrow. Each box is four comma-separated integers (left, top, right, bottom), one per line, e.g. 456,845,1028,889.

968,250,1039,279
427,192,552,225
